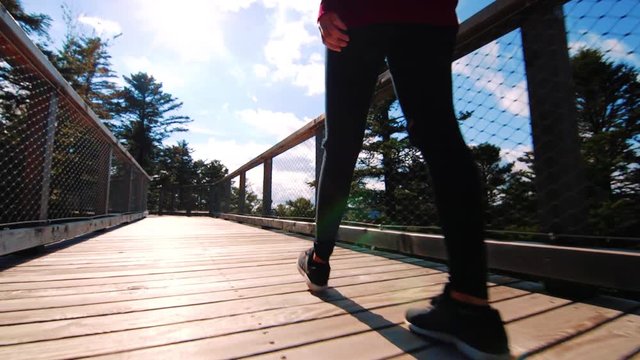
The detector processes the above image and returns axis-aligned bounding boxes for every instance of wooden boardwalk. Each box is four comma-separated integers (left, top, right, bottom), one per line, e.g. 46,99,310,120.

0,216,637,359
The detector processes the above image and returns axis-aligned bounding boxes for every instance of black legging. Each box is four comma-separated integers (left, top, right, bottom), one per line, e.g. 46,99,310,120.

314,23,488,299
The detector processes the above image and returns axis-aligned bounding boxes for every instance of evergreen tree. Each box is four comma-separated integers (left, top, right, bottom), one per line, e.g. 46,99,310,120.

1,0,51,52
470,143,513,207
354,98,409,223
274,197,315,219
494,151,538,237
193,159,228,185
571,48,640,237
54,5,119,120
111,72,192,171
153,140,196,211
229,185,260,215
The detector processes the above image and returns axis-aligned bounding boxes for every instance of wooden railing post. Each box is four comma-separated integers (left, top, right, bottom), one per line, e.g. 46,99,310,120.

125,166,133,213
186,186,193,216
95,148,113,216
521,2,588,240
239,173,247,214
142,179,149,212
209,185,216,215
222,179,231,213
262,158,273,216
158,186,165,215
170,186,176,212
38,94,58,220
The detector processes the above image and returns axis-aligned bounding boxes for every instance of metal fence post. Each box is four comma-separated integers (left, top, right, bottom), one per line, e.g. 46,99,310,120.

521,2,589,240
263,158,273,216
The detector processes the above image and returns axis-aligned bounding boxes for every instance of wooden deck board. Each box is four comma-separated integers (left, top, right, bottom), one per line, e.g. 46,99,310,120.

0,216,637,359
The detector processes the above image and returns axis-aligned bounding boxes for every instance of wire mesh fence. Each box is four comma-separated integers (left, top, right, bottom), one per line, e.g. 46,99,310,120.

162,0,638,249
271,139,317,220
0,11,150,229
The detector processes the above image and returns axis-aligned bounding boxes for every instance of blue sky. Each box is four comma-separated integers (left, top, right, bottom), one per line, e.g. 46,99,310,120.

17,0,640,203
21,0,492,171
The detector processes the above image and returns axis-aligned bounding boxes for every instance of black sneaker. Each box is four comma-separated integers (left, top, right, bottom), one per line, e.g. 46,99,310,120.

297,248,330,292
405,286,510,360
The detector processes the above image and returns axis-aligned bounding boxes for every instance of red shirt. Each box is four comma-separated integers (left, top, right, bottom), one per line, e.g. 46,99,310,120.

319,0,458,28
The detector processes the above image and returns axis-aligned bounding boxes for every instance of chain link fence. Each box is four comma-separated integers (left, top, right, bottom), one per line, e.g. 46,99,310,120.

0,9,150,230
164,0,639,249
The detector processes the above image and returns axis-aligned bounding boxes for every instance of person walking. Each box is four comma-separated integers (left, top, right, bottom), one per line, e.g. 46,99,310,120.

296,1,510,359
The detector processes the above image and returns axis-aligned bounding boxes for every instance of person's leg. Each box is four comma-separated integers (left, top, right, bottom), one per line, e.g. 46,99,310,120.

389,24,509,359
298,26,388,292
386,24,487,300
313,26,388,261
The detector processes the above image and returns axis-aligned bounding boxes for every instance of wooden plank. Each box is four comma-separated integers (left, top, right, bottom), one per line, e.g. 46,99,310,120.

0,287,438,359
0,272,450,326
0,264,430,300
506,301,637,357
0,267,440,313
0,256,427,292
0,253,422,283
77,284,541,360
529,310,640,360
0,212,147,256
219,214,640,292
0,216,636,360
93,307,429,360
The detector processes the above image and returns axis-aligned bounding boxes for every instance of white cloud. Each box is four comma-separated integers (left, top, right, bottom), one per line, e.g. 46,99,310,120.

236,108,309,141
453,40,530,117
570,31,640,66
228,66,247,83
501,145,532,172
253,2,325,95
120,55,186,90
78,15,122,36
253,64,270,78
271,170,316,205
187,124,222,136
133,0,257,62
191,137,269,172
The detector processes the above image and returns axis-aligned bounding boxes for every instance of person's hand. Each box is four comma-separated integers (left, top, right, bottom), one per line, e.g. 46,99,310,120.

318,12,349,52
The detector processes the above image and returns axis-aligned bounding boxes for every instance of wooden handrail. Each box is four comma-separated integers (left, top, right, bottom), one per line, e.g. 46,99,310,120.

219,114,325,182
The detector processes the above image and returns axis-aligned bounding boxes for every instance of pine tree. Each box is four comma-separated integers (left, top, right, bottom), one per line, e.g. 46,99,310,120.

571,48,640,237
54,5,119,120
111,72,192,171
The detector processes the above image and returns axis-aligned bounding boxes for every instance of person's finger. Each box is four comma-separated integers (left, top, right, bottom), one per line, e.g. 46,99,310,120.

321,22,349,47
332,16,348,32
324,39,345,52
328,26,349,42
318,12,349,51
322,34,346,50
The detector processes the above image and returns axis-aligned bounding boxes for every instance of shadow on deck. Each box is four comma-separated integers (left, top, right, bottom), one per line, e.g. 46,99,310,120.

0,216,637,359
